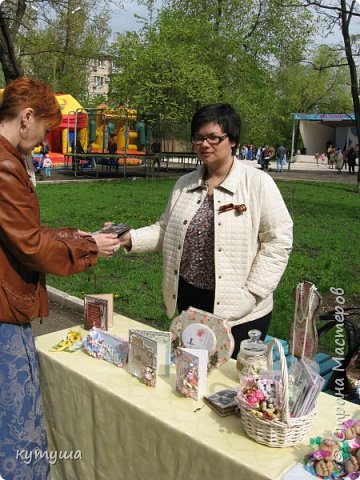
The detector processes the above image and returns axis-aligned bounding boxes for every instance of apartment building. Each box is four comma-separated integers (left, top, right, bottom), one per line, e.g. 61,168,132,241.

88,59,112,98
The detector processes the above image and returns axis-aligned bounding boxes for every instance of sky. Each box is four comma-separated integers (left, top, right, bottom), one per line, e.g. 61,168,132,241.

110,2,155,36
109,2,360,41
110,5,145,35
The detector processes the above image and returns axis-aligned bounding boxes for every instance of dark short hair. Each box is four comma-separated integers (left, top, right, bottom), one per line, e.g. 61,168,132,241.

191,103,241,155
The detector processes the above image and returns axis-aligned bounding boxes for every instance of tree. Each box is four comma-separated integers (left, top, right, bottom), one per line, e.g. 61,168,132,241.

0,1,26,83
274,45,352,150
0,0,116,100
281,0,360,191
162,0,313,62
110,1,314,146
19,1,113,102
110,13,221,121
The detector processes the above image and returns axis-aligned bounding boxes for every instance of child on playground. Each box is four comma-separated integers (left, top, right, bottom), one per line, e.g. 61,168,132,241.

42,153,53,177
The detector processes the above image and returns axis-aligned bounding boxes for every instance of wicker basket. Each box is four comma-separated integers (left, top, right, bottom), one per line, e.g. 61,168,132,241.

238,338,318,448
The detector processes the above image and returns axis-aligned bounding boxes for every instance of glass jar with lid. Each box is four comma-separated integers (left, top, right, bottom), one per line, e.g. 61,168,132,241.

236,329,268,378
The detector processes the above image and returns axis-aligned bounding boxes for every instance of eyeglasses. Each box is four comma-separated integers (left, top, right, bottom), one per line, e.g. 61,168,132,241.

192,134,228,145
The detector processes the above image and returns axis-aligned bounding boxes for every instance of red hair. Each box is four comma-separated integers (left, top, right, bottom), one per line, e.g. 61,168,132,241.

0,77,62,128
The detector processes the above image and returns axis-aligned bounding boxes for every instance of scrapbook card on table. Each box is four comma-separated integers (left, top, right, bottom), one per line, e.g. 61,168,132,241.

203,389,238,417
83,328,129,367
170,307,234,369
176,348,208,401
128,330,172,387
84,294,113,330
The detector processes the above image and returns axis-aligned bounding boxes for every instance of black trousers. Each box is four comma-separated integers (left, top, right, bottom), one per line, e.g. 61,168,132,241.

177,276,272,359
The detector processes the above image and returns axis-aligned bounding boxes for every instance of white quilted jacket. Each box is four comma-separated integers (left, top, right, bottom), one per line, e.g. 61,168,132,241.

130,159,293,326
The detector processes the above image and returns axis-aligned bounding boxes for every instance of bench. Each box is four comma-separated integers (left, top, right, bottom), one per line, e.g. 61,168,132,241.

264,307,360,404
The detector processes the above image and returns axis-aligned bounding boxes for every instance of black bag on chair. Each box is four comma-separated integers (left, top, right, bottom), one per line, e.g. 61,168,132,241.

317,307,360,395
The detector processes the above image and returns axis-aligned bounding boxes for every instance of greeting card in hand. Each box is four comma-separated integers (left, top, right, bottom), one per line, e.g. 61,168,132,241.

128,330,172,387
92,223,131,238
83,328,129,367
84,294,113,330
176,348,208,401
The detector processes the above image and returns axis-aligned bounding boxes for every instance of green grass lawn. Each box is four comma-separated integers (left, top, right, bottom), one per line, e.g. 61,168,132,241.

38,178,360,352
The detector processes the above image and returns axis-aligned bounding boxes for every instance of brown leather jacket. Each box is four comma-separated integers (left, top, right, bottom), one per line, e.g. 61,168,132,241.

0,135,98,324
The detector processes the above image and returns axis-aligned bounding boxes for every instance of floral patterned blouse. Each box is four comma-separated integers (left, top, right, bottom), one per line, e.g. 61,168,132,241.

179,191,215,290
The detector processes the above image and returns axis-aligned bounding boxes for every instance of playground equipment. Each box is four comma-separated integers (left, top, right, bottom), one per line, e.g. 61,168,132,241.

0,88,196,175
42,95,153,169
85,104,151,165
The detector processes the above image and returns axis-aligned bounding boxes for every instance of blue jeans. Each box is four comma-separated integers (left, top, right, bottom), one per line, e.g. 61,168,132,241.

0,323,50,480
277,158,286,172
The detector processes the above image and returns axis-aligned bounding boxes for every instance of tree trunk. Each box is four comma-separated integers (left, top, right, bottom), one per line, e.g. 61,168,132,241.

340,0,360,192
0,10,23,83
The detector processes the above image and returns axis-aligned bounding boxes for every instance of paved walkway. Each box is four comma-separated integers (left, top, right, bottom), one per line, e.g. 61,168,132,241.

37,159,359,186
263,160,358,185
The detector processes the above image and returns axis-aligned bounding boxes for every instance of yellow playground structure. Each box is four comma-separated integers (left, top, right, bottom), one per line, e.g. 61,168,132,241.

44,94,152,167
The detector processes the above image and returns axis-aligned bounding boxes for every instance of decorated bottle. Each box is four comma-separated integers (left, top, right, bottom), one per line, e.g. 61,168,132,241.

236,329,267,378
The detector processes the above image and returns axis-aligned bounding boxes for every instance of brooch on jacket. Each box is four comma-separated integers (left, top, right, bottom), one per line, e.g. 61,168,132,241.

218,203,247,214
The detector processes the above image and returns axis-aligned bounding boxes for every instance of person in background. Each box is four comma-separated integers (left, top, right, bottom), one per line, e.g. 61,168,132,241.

247,144,255,161
314,152,320,165
150,137,161,154
119,103,293,360
264,145,275,172
150,137,162,169
75,135,84,154
342,149,348,170
260,144,268,170
336,148,344,174
328,145,336,169
40,138,49,159
276,144,287,173
108,135,118,168
0,77,120,479
348,146,356,175
85,142,96,168
42,152,53,177
327,143,333,166
71,135,84,171
108,134,117,155
256,146,262,164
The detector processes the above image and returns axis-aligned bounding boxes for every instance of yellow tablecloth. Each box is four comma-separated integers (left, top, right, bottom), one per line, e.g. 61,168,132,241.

35,314,359,480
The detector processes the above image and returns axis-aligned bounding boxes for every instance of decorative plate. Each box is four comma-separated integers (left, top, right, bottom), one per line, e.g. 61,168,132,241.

170,307,234,368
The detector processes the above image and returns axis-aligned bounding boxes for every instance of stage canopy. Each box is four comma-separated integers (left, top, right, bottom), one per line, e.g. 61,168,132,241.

291,113,357,156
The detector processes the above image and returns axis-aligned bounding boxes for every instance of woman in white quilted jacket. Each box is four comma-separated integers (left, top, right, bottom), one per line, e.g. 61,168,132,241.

120,103,293,358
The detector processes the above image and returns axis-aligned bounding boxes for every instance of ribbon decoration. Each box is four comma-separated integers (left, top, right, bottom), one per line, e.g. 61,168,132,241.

218,203,247,214
50,330,83,352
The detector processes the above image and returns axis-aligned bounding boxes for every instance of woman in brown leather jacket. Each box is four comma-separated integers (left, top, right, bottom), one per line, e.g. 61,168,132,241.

0,77,120,480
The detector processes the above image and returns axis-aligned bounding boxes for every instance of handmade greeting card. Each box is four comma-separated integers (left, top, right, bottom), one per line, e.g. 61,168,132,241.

83,328,129,367
92,223,131,238
170,307,234,368
175,348,208,401
203,389,238,417
128,329,172,387
84,294,113,330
